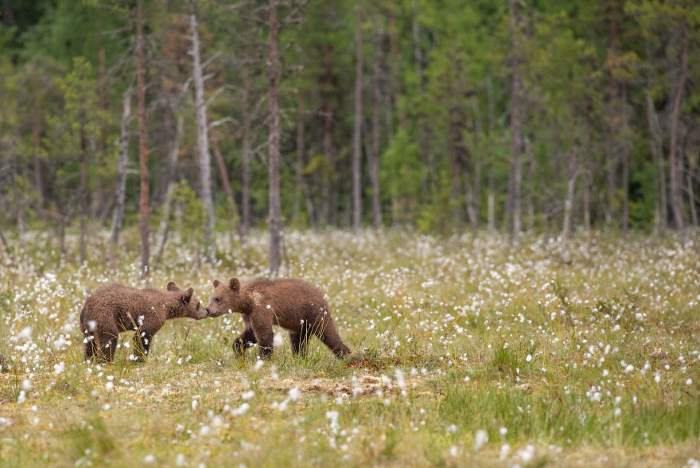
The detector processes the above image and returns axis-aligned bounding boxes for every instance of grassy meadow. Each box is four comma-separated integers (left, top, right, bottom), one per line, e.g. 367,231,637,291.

0,230,699,467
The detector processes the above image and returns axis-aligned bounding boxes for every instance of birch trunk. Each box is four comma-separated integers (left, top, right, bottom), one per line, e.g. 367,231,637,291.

190,9,216,257
110,87,132,246
155,113,183,261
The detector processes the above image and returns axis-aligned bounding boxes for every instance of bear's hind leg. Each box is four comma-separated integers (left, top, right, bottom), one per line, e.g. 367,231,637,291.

84,338,96,361
315,319,351,359
94,332,118,362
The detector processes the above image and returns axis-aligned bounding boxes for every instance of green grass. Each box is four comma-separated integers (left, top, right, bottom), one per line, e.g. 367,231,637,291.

0,229,699,467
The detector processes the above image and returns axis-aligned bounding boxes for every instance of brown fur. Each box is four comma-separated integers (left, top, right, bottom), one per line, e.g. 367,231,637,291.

79,282,206,362
205,277,351,359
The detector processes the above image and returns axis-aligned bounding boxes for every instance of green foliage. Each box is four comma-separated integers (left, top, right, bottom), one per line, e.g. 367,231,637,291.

171,180,206,245
0,0,699,234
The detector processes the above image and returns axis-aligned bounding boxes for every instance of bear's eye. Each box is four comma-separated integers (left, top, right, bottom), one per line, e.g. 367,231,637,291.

215,297,221,303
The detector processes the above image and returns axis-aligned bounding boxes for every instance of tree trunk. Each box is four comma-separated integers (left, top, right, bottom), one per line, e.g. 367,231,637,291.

561,151,578,242
79,123,88,265
241,67,252,235
687,157,698,227
155,112,183,261
370,29,383,229
136,0,150,277
111,87,132,246
507,0,523,239
645,91,666,232
2,0,14,27
190,8,216,257
524,137,535,232
267,0,282,276
294,93,312,224
352,8,364,230
621,85,630,234
31,68,46,211
604,0,621,225
486,79,496,232
0,225,9,253
211,134,241,235
621,144,629,234
487,186,496,232
668,28,688,230
320,48,336,226
583,172,591,230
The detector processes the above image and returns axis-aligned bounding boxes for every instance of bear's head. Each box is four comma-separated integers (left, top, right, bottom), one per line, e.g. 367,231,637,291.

166,281,207,320
205,277,247,317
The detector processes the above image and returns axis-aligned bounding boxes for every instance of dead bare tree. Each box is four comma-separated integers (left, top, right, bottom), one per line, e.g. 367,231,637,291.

190,5,217,258
110,87,132,248
155,112,183,262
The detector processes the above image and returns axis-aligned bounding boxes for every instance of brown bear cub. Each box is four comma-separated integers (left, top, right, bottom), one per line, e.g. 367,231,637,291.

205,278,351,359
80,282,206,362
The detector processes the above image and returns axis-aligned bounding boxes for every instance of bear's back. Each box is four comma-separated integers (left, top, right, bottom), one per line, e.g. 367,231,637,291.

244,278,329,329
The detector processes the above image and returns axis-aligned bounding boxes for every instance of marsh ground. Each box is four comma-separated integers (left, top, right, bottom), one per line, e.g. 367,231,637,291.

0,230,699,467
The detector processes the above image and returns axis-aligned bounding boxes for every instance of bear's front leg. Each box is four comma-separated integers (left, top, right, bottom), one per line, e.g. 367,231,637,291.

250,311,274,359
133,330,155,361
233,327,257,354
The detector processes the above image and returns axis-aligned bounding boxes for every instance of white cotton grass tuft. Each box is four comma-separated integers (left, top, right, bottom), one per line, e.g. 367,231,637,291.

499,443,511,460
474,429,488,451
231,403,249,416
288,387,302,402
16,326,32,341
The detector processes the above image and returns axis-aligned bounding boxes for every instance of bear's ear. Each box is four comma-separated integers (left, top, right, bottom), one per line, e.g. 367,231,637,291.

167,281,179,291
229,277,240,293
213,279,220,288
181,287,194,304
